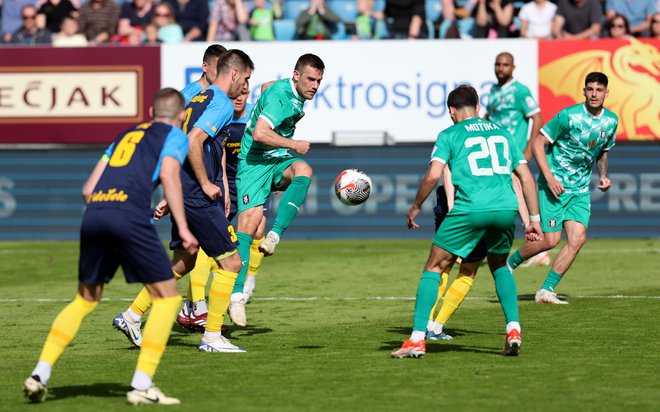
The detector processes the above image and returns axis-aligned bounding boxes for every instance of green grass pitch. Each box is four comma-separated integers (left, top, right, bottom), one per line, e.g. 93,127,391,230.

1,239,659,411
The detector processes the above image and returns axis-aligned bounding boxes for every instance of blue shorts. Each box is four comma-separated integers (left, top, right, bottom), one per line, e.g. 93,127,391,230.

79,209,173,285
170,202,238,258
434,186,487,263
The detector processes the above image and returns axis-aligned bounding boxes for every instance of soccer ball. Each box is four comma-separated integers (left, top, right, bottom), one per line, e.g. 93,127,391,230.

334,169,372,206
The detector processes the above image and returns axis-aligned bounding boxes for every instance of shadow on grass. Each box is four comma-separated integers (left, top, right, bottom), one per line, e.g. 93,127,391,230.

386,326,488,339
380,340,501,356
295,345,325,349
48,382,126,401
515,293,570,303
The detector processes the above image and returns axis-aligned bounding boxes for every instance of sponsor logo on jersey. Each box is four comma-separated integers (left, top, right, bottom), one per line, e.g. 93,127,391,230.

599,130,606,140
90,188,128,202
525,96,536,109
190,94,208,104
242,194,250,205
549,218,557,228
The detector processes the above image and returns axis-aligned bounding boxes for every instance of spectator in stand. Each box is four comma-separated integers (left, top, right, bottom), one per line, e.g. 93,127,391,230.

519,0,556,39
148,1,183,42
52,15,87,45
2,0,37,43
552,0,602,39
248,0,274,41
207,0,249,41
78,0,120,45
8,4,51,43
605,0,655,37
296,0,341,40
165,0,208,41
474,0,513,38
384,0,425,39
606,13,631,39
353,0,384,39
651,12,660,38
36,0,77,33
116,0,153,44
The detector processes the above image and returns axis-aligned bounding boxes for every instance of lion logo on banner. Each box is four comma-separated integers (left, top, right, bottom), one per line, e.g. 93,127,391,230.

539,38,659,140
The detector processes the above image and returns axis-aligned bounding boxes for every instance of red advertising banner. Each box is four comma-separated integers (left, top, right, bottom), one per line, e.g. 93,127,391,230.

539,38,660,141
0,46,160,144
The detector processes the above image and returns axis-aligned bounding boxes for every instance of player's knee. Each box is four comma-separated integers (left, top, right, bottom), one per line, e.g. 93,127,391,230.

294,163,313,179
568,233,587,250
544,234,562,250
218,251,242,273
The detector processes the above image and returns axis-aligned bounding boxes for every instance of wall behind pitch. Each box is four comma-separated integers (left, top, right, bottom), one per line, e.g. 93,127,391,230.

0,144,658,240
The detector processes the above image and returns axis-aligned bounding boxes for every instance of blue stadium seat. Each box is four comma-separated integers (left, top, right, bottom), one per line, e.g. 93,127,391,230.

283,0,309,20
425,0,442,22
273,19,297,40
374,18,389,38
330,21,349,40
458,17,475,37
328,0,358,23
438,19,453,38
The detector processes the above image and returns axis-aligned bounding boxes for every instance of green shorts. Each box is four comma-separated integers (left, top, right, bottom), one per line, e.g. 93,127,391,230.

538,184,591,233
236,155,302,212
433,210,516,258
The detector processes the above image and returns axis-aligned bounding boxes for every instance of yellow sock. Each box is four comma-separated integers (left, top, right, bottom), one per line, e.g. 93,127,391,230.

435,274,474,324
135,296,180,377
189,249,212,302
248,238,265,276
39,294,98,366
205,270,238,332
428,267,451,320
131,270,183,315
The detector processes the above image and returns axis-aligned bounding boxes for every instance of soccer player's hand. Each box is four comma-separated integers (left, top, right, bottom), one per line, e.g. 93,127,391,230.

597,175,611,192
545,175,565,199
153,199,170,221
224,196,231,217
202,182,222,200
293,140,310,155
180,228,199,255
525,222,544,242
406,205,421,229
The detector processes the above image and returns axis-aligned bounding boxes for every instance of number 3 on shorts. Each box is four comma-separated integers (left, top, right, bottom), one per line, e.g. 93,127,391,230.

228,225,237,242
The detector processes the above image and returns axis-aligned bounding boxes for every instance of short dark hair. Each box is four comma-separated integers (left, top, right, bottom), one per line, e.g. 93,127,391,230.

217,49,255,75
585,72,608,87
447,85,479,110
203,44,226,64
294,53,325,72
153,87,184,119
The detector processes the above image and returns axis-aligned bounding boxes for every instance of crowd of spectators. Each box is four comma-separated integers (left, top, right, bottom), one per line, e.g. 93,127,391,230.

0,0,658,44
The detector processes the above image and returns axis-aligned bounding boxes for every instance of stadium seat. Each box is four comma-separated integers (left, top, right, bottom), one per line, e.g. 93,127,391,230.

283,0,308,20
374,18,389,39
458,17,475,37
273,19,297,40
328,0,358,23
438,19,453,38
425,0,442,22
330,22,349,40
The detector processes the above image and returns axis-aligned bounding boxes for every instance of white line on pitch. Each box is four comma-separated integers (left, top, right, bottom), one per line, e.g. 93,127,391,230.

0,295,658,303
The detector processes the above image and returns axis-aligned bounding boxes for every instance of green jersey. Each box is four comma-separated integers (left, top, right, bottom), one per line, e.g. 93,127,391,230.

240,78,305,161
432,117,526,213
487,80,540,152
540,103,618,194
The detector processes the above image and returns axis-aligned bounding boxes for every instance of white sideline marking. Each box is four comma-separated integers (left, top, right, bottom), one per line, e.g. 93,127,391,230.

0,295,658,303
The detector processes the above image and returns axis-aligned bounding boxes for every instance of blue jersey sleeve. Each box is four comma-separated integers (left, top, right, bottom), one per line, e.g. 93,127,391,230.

101,143,115,162
162,127,189,164
152,126,189,183
193,92,233,139
181,81,204,105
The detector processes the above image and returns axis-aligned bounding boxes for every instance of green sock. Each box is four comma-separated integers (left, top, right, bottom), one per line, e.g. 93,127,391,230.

508,249,525,270
492,266,519,323
412,271,441,332
233,232,253,294
272,176,311,237
541,270,563,292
